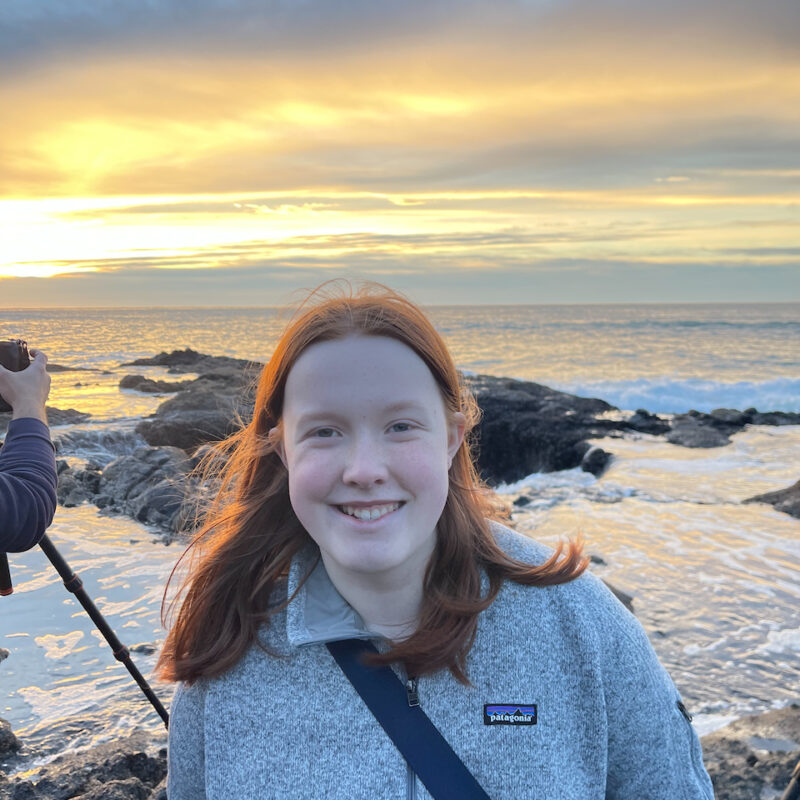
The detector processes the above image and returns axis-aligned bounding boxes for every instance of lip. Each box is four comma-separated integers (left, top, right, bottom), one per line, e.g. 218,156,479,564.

332,500,404,508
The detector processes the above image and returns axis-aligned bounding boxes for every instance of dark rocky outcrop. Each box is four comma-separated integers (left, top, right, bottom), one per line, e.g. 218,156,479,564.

95,447,193,530
667,408,800,449
132,358,259,455
0,730,166,800
122,348,256,377
703,705,800,800
0,720,20,759
119,375,190,394
56,461,102,508
665,409,755,448
0,408,90,436
744,479,800,520
135,387,247,452
463,374,623,484
46,364,106,374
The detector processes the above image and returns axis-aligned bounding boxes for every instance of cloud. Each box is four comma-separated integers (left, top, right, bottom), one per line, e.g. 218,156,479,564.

1,0,798,305
2,259,798,307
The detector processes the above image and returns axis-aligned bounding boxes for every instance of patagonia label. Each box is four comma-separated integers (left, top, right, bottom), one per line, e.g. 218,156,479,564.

483,704,537,726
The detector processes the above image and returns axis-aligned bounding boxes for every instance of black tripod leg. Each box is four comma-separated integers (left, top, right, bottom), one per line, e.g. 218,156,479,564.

38,535,169,728
0,553,12,595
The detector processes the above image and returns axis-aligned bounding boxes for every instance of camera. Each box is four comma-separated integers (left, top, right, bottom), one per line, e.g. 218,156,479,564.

0,339,30,413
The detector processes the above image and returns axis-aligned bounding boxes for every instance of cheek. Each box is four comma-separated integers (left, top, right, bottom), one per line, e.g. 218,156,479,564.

286,452,335,507
403,445,451,501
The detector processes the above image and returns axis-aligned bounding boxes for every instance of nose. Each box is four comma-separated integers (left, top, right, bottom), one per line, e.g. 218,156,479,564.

341,434,388,487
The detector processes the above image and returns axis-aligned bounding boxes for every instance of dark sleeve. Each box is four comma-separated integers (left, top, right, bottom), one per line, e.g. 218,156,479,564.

0,418,58,552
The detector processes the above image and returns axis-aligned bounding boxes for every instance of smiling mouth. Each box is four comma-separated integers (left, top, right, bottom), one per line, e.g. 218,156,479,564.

336,502,403,521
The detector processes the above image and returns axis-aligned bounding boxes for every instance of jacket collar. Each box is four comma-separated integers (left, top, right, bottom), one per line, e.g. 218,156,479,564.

285,543,374,647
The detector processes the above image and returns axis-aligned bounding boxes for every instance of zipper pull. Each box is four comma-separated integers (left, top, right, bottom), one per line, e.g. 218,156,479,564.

677,700,693,722
406,677,420,707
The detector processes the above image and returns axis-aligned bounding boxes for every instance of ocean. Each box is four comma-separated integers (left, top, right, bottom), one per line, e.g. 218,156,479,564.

1,302,799,773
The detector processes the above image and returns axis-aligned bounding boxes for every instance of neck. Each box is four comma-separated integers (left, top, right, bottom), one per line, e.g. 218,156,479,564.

320,557,426,642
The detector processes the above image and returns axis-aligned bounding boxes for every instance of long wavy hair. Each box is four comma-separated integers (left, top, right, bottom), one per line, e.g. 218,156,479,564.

157,282,587,685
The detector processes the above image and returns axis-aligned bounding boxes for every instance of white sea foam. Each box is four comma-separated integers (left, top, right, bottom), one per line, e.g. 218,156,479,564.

756,628,800,655
549,377,800,414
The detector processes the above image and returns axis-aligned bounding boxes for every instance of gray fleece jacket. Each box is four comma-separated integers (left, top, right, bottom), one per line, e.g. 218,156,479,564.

167,524,714,799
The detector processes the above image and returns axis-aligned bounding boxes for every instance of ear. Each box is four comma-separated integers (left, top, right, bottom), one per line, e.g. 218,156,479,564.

446,412,466,465
268,426,287,468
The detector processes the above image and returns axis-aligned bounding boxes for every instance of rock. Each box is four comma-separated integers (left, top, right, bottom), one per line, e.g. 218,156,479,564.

464,374,619,484
119,375,190,394
46,365,103,373
666,413,734,448
603,581,633,612
747,409,800,426
136,408,234,452
744,479,800,519
578,444,612,476
122,349,256,377
98,447,192,531
57,466,101,508
136,376,255,453
129,644,156,655
710,408,747,426
0,719,20,757
0,648,8,662
627,408,671,435
0,408,91,436
0,731,166,800
702,705,800,800
45,408,92,427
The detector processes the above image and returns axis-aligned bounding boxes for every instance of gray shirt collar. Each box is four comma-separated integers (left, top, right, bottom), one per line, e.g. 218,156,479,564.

285,543,374,647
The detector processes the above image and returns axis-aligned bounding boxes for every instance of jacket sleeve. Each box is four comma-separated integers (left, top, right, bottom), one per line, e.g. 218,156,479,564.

590,580,714,800
168,681,208,800
0,418,58,552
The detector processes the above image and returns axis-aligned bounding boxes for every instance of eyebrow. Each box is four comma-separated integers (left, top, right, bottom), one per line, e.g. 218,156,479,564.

295,401,429,427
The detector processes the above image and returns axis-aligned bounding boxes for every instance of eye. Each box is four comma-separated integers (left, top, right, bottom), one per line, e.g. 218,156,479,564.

312,427,338,438
388,422,414,433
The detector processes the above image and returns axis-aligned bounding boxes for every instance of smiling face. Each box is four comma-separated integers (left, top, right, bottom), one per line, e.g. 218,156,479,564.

275,334,465,591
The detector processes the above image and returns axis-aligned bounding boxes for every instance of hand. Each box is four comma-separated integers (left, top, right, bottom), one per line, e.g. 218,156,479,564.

0,348,51,423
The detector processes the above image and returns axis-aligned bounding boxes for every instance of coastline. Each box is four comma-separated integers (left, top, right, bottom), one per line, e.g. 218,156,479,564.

2,348,799,798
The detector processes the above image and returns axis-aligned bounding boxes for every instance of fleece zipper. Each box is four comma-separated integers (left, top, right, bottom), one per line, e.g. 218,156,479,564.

405,675,420,800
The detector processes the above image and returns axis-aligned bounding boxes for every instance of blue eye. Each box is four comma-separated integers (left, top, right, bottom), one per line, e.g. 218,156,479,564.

314,427,337,438
389,422,412,433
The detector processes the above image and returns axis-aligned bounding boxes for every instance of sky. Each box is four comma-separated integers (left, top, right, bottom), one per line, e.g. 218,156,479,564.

1,0,799,306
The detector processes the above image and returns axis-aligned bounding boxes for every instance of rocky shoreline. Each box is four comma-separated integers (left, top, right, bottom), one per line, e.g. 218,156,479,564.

28,348,800,534
2,348,799,798
2,706,798,799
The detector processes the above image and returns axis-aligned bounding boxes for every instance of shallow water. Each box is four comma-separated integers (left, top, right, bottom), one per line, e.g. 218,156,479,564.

1,303,798,771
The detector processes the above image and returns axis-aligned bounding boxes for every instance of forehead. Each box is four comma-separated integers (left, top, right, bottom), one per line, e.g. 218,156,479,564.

283,335,445,417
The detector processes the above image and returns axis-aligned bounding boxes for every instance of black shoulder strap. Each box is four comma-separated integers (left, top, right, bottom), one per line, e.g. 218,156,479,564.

326,638,490,800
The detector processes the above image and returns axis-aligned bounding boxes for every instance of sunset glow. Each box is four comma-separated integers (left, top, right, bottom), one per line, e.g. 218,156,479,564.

1,0,798,305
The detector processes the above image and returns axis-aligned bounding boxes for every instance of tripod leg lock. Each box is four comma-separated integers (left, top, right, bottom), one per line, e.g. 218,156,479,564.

113,645,130,662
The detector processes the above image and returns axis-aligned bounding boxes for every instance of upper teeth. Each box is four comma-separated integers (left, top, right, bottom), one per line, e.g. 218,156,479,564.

340,503,400,520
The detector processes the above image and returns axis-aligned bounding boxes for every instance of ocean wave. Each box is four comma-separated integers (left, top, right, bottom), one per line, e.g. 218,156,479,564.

551,377,800,414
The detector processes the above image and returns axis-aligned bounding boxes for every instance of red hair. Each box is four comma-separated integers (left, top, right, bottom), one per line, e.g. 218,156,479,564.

158,282,587,684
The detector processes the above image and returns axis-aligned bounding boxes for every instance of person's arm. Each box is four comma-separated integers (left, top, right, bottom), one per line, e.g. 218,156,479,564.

0,418,58,552
0,348,58,552
591,582,714,799
167,681,208,800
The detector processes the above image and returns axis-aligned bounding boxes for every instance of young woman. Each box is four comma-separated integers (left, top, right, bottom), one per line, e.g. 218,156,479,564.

159,284,713,799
